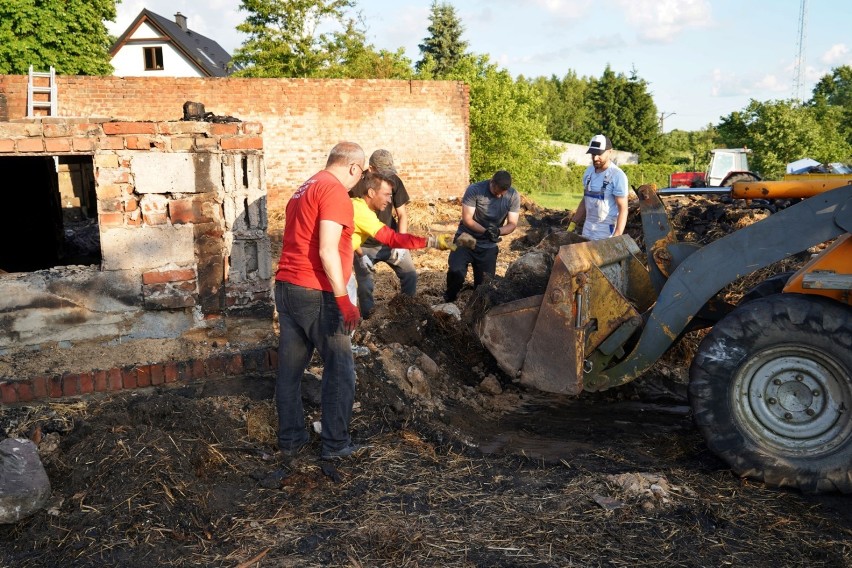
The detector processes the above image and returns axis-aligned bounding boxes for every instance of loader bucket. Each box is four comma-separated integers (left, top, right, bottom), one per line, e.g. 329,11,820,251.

477,235,655,395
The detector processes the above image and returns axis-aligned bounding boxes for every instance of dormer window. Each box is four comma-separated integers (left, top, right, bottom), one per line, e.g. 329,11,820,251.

143,47,164,71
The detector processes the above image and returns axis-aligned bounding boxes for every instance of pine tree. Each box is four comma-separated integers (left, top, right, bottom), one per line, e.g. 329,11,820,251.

416,1,468,77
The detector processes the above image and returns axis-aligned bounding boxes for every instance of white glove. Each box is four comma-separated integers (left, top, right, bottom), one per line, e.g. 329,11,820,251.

388,248,405,265
358,255,375,272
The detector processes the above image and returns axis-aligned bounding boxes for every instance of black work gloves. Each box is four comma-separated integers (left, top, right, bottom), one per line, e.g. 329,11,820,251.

484,225,502,243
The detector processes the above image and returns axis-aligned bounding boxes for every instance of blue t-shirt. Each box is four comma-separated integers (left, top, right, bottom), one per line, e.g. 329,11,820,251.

581,163,628,239
455,180,521,249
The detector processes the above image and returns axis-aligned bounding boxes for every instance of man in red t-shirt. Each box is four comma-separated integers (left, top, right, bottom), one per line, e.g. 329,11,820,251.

274,141,366,460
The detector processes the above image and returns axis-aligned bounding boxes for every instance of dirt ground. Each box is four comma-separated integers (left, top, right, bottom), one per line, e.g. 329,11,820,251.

1,194,850,567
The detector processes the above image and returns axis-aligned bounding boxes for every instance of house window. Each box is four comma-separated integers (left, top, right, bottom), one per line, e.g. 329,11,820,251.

144,47,164,71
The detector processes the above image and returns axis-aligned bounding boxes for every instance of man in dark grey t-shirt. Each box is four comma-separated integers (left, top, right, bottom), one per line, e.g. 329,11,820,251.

445,170,520,302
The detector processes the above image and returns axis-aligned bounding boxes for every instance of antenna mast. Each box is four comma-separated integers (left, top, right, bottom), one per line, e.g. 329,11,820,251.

792,0,808,104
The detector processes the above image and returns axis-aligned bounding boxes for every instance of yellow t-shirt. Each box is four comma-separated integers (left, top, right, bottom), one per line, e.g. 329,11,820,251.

351,197,387,250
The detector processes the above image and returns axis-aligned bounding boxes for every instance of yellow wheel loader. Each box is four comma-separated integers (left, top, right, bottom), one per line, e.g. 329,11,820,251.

477,179,852,494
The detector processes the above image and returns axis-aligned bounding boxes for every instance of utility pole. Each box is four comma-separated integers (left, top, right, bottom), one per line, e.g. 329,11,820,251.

792,0,808,104
659,111,676,132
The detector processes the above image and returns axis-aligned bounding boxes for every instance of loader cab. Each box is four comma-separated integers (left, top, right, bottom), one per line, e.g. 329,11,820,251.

708,148,753,186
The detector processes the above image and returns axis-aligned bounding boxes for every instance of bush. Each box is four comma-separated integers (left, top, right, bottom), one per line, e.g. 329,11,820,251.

531,163,688,195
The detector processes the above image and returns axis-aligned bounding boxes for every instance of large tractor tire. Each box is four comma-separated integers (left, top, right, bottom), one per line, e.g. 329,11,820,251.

721,172,760,185
689,294,852,493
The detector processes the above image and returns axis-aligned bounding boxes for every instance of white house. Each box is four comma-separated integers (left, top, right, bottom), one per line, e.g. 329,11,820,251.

109,9,236,77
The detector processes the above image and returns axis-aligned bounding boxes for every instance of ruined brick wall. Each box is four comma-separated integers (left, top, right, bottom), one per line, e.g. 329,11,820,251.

0,76,471,214
0,118,271,352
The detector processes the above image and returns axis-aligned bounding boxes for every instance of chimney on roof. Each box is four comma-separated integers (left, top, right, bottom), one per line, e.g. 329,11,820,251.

175,12,187,31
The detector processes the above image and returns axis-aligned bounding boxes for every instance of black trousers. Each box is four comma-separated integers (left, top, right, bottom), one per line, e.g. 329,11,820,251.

445,245,498,302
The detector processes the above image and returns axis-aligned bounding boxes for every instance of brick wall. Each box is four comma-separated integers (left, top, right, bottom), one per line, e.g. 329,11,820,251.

0,76,471,221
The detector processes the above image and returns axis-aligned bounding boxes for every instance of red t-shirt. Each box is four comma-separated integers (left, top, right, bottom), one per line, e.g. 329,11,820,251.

275,170,354,291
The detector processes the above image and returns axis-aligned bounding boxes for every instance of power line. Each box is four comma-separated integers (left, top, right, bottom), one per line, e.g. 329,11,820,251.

792,0,808,104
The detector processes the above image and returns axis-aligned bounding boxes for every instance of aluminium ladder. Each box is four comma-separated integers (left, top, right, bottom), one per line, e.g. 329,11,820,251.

27,65,57,117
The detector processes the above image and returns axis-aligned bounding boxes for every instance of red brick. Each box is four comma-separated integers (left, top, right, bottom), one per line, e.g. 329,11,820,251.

99,212,124,228
108,368,123,391
31,376,49,399
94,370,108,392
72,138,95,152
0,382,17,404
45,138,72,152
98,136,124,150
191,359,205,379
79,372,94,394
17,138,45,152
164,363,179,383
169,197,209,224
225,354,243,376
126,136,161,150
137,365,151,387
122,367,138,389
62,374,81,397
207,355,225,378
0,139,15,152
16,382,34,402
150,364,165,386
220,137,262,150
103,122,157,135
43,123,71,137
211,123,239,136
49,376,63,398
143,268,196,285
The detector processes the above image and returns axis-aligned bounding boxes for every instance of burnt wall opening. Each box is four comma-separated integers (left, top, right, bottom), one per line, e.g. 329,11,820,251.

0,155,100,273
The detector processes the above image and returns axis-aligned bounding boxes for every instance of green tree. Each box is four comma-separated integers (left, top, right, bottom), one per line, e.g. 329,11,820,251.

232,0,356,77
320,20,413,79
442,54,557,191
809,65,852,148
531,71,590,144
664,126,720,169
718,99,851,179
585,66,663,162
0,0,116,75
810,65,852,107
416,1,468,77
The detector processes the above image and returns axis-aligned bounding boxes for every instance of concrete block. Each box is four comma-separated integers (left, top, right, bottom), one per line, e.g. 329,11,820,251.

101,225,195,271
132,153,223,194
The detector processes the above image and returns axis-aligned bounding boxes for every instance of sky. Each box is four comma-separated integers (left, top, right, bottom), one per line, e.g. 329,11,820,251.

107,0,852,133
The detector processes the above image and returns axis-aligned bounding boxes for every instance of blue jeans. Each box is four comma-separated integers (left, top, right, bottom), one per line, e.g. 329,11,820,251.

354,244,417,317
274,281,356,454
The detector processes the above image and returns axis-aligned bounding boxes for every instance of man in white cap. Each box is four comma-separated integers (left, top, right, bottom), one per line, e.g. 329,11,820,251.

570,134,629,241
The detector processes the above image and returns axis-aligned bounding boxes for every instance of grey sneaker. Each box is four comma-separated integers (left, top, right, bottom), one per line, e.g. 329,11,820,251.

320,443,369,460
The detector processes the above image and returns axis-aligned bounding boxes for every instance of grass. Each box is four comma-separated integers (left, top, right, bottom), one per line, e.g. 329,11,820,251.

526,191,583,211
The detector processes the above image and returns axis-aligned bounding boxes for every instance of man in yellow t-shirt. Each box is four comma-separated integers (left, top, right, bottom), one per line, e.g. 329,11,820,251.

349,171,455,316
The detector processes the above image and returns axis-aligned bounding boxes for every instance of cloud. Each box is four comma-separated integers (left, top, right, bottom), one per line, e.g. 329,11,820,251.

527,0,594,23
577,34,627,53
820,44,850,65
710,68,789,98
617,0,712,43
